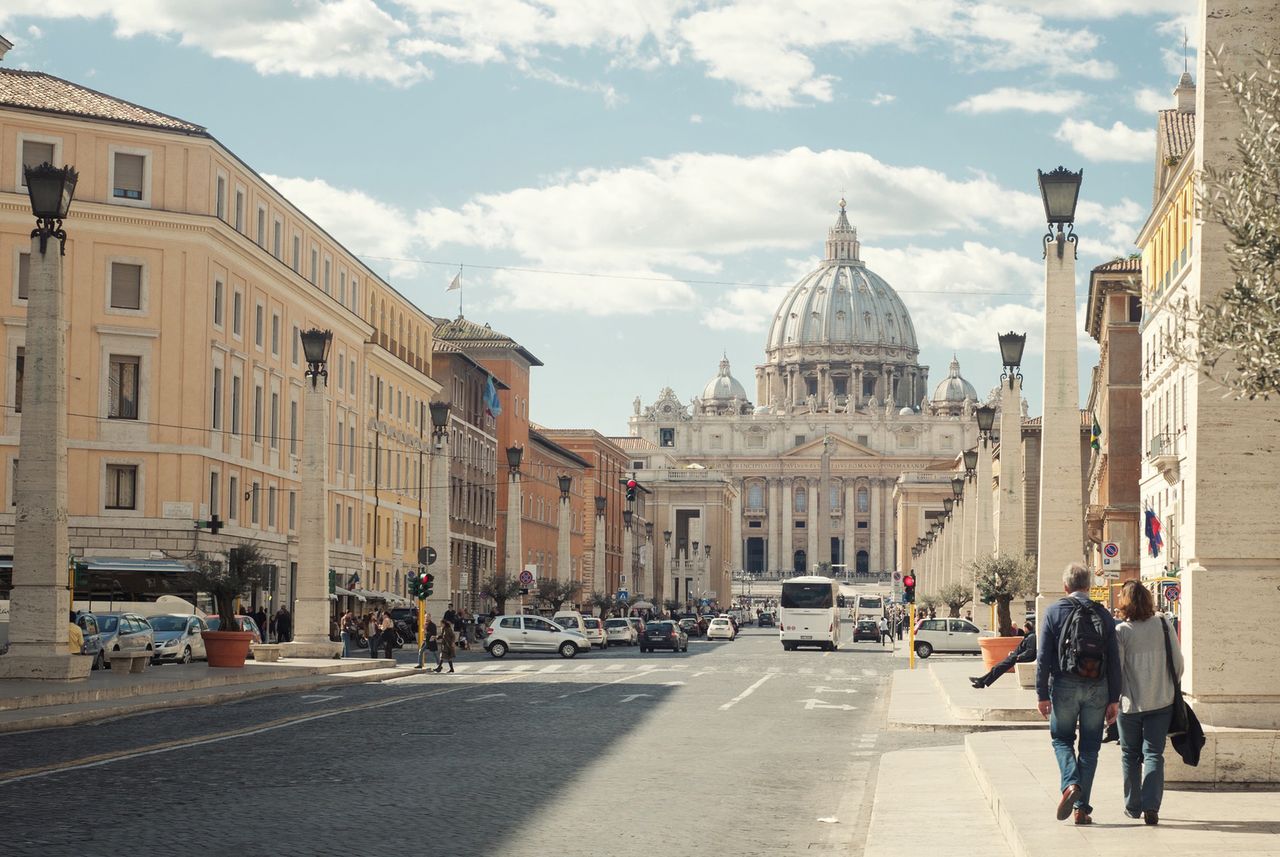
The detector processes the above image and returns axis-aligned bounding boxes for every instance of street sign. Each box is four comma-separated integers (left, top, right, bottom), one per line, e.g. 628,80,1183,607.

1101,542,1119,570
1163,583,1180,603
417,546,437,566
1102,570,1121,579
892,571,901,581
1089,586,1110,601
617,589,629,601
518,569,535,586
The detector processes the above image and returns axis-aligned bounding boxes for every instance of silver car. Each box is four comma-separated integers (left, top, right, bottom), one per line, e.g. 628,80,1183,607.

484,614,590,658
148,614,208,664
92,612,156,666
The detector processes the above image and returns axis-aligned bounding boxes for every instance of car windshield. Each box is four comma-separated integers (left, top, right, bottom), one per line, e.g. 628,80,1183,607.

645,622,668,631
95,616,119,633
712,619,728,625
553,617,578,627
148,615,189,632
781,582,834,609
583,619,601,629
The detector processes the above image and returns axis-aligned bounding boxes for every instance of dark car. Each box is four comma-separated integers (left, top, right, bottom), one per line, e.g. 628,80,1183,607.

389,607,418,645
853,618,880,642
757,613,775,628
640,620,688,653
677,618,699,638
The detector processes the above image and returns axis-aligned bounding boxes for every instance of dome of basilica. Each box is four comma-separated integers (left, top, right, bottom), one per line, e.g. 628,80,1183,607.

932,355,977,404
702,355,748,402
764,200,918,360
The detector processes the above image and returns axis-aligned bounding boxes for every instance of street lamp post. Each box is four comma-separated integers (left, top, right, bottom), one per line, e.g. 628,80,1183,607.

505,446,524,599
1035,167,1085,621
997,332,1027,559
703,543,713,606
663,529,674,606
952,475,971,602
425,401,452,617
971,404,997,628
0,164,87,680
556,475,572,585
593,495,607,596
645,521,655,606
286,328,342,655
621,508,634,601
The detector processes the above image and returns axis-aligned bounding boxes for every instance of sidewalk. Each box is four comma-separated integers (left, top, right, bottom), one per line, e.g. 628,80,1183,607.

0,656,417,732
966,730,1280,857
886,660,1041,732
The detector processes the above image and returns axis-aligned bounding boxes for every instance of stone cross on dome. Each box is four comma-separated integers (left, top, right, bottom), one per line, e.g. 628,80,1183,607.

825,198,861,263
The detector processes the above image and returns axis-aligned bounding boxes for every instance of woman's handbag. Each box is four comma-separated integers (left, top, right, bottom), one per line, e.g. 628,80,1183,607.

1161,617,1205,766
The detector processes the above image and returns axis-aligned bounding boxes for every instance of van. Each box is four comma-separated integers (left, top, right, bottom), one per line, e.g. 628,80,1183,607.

551,611,586,635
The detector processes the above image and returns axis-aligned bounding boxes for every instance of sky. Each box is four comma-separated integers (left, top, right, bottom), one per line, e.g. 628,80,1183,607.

0,0,1199,435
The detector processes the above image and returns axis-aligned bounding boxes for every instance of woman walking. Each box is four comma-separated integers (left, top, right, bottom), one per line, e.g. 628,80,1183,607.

367,611,382,659
434,618,457,673
1115,580,1183,826
339,610,358,658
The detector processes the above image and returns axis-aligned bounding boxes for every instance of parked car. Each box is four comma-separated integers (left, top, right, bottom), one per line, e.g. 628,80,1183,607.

484,614,590,659
148,614,208,664
91,612,156,666
75,613,110,670
677,617,699,638
640,620,688,653
581,617,608,649
552,611,587,636
913,617,983,658
757,612,776,628
627,616,646,642
604,617,637,646
389,606,418,644
205,615,264,644
852,618,880,642
707,617,736,641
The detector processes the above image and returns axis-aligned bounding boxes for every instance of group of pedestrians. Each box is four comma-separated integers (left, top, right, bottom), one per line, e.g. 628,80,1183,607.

249,607,290,643
415,608,459,673
1035,563,1185,827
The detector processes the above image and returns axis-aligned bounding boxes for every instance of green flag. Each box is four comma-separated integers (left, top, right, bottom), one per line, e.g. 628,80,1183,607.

1090,414,1102,451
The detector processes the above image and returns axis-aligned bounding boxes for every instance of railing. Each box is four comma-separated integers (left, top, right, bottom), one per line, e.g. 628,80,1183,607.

1148,433,1175,459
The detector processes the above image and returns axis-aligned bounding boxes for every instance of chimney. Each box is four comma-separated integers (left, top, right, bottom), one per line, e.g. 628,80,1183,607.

0,35,12,62
1174,71,1196,113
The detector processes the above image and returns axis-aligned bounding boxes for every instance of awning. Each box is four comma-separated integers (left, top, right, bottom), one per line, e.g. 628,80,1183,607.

334,586,365,599
0,556,194,573
631,601,655,610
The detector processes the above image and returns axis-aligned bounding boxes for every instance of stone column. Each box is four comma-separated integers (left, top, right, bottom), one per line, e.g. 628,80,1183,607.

781,480,793,574
843,481,856,577
972,438,996,631
592,498,606,594
806,478,819,572
790,367,802,407
505,468,523,582
1036,225,1084,622
0,235,88,680
730,488,743,574
288,373,340,653
997,379,1025,558
957,483,972,593
767,478,781,574
622,519,634,597
852,367,862,411
869,478,883,575
556,491,571,584
818,447,832,567
424,428,452,619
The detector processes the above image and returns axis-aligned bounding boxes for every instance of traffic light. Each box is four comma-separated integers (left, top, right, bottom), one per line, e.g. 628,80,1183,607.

409,570,435,600
424,572,435,598
625,478,637,502
192,515,224,534
902,573,916,604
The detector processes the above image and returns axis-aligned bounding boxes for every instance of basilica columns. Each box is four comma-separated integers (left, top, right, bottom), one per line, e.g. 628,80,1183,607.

869,478,883,574
781,481,793,573
806,477,819,573
768,479,781,573
730,490,743,574
843,481,856,575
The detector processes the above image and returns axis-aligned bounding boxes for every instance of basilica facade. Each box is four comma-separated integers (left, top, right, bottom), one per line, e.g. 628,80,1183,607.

629,203,980,582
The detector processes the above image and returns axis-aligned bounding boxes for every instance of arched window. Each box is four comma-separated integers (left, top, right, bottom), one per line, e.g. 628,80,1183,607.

830,485,840,509
857,487,869,513
795,487,807,513
747,483,764,510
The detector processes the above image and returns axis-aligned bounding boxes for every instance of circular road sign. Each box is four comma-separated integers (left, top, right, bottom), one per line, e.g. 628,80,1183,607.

1103,542,1119,559
892,571,902,581
518,569,535,586
1164,583,1180,603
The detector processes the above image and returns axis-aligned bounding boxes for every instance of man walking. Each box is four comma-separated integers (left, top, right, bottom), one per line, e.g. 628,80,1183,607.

1036,563,1120,826
878,615,892,648
971,620,1036,687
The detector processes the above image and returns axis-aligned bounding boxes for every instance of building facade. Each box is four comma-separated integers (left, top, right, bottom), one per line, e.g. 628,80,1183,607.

630,204,978,581
0,65,441,612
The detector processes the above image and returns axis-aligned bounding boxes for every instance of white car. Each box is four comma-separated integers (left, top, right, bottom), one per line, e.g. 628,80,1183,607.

484,615,591,658
604,617,637,646
581,617,609,649
912,617,984,658
148,613,208,664
552,611,587,636
707,617,736,640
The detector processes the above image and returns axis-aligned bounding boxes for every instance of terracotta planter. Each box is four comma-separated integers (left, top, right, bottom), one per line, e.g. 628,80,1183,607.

203,630,255,668
978,635,1022,671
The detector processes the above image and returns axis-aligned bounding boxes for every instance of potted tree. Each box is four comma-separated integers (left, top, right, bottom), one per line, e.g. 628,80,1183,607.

589,590,617,619
480,572,523,616
939,581,972,619
193,541,269,668
535,579,582,614
970,552,1036,669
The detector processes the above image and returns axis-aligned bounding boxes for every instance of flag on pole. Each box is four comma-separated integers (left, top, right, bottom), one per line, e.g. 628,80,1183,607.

483,375,502,418
446,271,461,291
1090,414,1102,451
1144,509,1163,558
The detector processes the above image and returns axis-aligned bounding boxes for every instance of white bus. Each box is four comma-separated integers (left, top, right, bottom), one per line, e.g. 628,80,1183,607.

854,593,885,623
779,576,842,651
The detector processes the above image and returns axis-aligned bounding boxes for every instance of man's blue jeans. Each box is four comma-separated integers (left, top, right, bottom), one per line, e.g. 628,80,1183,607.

1118,704,1172,814
1049,675,1108,813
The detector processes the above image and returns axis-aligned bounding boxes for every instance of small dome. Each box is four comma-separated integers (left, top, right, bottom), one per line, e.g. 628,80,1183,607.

932,355,978,403
701,355,748,402
898,406,915,415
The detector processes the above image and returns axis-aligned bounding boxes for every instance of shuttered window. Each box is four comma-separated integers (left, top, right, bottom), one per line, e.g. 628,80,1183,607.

108,356,140,420
113,153,145,200
20,142,54,185
109,263,142,310
17,252,30,300
105,464,137,510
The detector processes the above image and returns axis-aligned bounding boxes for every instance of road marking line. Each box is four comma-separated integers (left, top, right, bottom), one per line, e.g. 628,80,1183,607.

572,664,592,672
767,666,781,673
512,664,535,672
479,664,502,673
299,694,341,704
605,664,624,672
559,670,652,698
719,674,774,711
799,667,814,674
0,673,526,786
734,666,748,673
691,671,711,678
538,664,563,673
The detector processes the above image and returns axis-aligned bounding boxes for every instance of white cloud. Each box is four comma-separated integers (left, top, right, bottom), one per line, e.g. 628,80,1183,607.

689,113,703,124
1054,118,1152,162
26,24,42,38
1000,0,1194,19
870,92,896,106
703,286,789,332
952,87,1088,114
1132,86,1170,113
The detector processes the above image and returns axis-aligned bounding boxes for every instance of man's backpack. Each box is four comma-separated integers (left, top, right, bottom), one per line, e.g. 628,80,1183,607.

1058,597,1107,679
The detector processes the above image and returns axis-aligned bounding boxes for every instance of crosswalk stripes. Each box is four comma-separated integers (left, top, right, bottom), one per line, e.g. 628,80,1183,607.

403,661,872,683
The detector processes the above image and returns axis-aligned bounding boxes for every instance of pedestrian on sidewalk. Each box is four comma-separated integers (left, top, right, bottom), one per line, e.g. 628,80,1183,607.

1115,580,1182,826
339,610,358,658
434,619,457,673
878,616,892,647
416,614,438,669
380,611,395,660
253,607,268,644
275,607,292,643
971,620,1036,687
1036,563,1120,826
367,611,382,659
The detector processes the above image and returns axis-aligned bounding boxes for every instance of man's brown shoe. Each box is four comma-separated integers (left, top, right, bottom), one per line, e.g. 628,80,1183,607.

1073,809,1093,825
1056,785,1080,820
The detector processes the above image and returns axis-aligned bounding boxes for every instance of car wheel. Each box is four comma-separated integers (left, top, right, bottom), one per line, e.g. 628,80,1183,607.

559,642,578,659
489,640,508,659
180,647,192,665
915,642,933,658
92,651,105,671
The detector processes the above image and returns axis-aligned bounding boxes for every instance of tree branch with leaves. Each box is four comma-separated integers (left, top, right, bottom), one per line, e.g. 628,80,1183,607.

191,541,270,630
969,553,1036,637
480,572,523,616
535,579,582,613
938,581,972,619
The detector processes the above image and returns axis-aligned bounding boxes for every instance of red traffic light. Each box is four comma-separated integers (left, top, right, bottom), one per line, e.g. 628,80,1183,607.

626,479,637,489
903,574,915,588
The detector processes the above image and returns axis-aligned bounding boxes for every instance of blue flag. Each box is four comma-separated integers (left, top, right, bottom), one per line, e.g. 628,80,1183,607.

484,375,501,417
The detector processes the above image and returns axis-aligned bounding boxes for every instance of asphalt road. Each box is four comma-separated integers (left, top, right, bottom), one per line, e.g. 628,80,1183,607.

0,622,959,856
